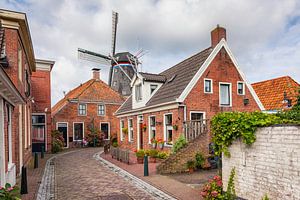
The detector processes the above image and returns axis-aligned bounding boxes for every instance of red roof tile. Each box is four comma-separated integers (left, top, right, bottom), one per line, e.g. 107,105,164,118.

252,76,300,111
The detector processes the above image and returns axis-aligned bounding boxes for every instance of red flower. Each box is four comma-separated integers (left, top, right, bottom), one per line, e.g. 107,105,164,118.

216,180,222,187
213,175,221,181
200,191,207,197
211,190,218,197
133,149,137,153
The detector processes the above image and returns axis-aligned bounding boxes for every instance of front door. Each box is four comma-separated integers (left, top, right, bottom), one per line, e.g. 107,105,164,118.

100,123,109,140
139,122,143,149
57,123,68,147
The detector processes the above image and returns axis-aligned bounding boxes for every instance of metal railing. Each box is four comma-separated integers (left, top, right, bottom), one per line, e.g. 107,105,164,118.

183,119,208,142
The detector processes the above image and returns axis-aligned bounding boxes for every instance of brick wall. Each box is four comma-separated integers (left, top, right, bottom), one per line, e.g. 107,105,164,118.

222,125,300,200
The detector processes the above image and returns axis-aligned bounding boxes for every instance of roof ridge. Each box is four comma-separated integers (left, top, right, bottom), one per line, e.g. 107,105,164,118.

75,79,96,99
252,75,292,85
159,47,212,75
140,72,165,76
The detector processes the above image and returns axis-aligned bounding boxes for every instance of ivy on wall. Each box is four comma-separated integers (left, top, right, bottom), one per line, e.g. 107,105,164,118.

211,107,300,157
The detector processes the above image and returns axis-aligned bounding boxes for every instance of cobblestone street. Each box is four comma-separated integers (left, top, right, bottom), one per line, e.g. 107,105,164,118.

55,148,155,200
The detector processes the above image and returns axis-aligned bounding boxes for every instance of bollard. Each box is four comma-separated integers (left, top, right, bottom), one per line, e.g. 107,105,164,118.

144,155,149,176
20,166,28,194
34,152,38,169
41,146,45,159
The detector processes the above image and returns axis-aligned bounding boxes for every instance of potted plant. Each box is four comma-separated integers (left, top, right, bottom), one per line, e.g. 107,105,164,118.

172,124,178,131
122,127,128,135
0,183,21,200
148,149,158,163
135,149,145,164
157,138,165,149
186,160,196,173
142,123,147,132
150,138,157,149
157,151,169,162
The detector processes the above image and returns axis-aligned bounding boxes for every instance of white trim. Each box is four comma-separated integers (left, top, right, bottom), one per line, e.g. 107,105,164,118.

137,115,143,150
73,122,84,141
56,122,69,148
237,81,245,95
18,105,22,174
189,111,206,121
163,113,173,147
219,82,232,107
176,39,265,110
100,122,110,140
120,120,124,142
204,78,213,94
0,98,5,187
97,104,106,116
148,115,156,144
77,103,87,116
127,118,133,142
7,104,13,167
32,113,47,151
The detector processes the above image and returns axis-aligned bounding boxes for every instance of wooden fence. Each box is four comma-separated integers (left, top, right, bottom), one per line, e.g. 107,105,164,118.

183,119,208,142
110,147,130,164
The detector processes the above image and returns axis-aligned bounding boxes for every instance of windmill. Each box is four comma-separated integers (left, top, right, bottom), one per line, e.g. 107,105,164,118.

78,11,139,96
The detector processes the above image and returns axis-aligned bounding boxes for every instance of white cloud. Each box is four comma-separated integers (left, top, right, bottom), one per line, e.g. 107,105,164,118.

1,0,300,105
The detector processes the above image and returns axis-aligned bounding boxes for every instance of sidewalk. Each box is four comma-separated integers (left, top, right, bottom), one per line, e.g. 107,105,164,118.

101,152,214,200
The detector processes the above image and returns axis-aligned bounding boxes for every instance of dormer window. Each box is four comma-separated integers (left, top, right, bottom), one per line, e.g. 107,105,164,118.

135,84,142,101
150,84,158,94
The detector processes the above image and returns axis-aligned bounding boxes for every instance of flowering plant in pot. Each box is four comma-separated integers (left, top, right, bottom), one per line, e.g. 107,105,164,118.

134,149,145,164
148,149,158,163
122,127,128,135
150,138,157,149
186,160,196,173
172,124,178,131
157,138,165,149
0,183,21,200
142,123,147,132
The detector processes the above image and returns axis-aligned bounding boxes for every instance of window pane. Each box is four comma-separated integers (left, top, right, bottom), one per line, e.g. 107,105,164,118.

238,83,244,94
32,125,45,143
32,115,45,124
205,80,211,92
220,84,230,105
165,114,172,125
191,113,203,120
167,130,172,144
150,85,158,94
150,117,155,126
74,123,83,140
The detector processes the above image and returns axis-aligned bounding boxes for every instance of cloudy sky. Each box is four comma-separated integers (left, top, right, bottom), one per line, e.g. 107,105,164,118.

1,0,300,105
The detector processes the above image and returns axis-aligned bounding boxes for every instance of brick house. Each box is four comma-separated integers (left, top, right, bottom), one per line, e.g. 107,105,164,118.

52,69,125,148
31,59,55,152
252,76,300,113
0,9,36,186
115,26,264,152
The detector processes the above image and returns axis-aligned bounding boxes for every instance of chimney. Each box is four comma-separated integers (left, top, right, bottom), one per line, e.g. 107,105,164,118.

211,25,226,48
92,68,100,80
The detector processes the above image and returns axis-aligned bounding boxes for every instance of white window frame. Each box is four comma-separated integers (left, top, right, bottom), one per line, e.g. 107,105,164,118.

135,84,142,101
128,119,133,142
163,113,173,147
32,113,47,151
120,120,124,141
97,104,105,116
78,103,87,116
189,111,206,121
7,104,13,168
237,81,245,95
148,116,156,144
0,98,5,186
56,122,69,148
100,122,110,140
219,82,232,107
204,78,213,94
137,115,143,150
18,47,22,82
73,122,84,141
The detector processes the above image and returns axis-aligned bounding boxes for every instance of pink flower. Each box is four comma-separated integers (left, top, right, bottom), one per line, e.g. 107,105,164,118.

213,175,221,181
200,191,208,197
217,180,222,187
7,187,13,192
0,186,3,190
211,190,218,197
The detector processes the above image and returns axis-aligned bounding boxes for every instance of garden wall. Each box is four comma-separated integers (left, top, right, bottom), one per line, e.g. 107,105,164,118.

222,125,300,200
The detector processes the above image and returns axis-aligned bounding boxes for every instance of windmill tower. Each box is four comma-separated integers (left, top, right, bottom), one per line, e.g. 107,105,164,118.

78,11,137,96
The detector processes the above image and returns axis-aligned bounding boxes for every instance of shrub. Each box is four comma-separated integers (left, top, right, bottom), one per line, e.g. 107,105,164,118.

135,149,145,158
148,149,158,158
172,135,187,153
85,125,104,147
51,130,64,154
262,194,269,200
111,136,118,147
186,160,196,169
157,152,169,159
195,152,205,168
0,183,21,200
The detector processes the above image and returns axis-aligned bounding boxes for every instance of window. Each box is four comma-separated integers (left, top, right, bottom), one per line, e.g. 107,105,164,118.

73,123,84,141
98,104,105,116
120,120,125,141
237,82,245,95
100,123,110,140
164,114,173,145
191,112,204,121
25,69,30,97
32,114,46,150
204,79,213,93
135,84,142,101
150,84,158,94
220,83,231,106
18,47,22,81
128,119,133,142
149,116,156,143
78,104,87,115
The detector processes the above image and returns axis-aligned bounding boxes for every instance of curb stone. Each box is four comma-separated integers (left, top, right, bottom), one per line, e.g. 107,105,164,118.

94,151,177,200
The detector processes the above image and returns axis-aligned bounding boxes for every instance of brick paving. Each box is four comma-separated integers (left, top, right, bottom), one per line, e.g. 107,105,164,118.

55,148,156,200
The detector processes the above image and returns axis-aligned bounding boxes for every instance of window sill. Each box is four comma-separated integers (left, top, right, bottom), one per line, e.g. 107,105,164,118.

204,92,213,94
219,105,232,108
